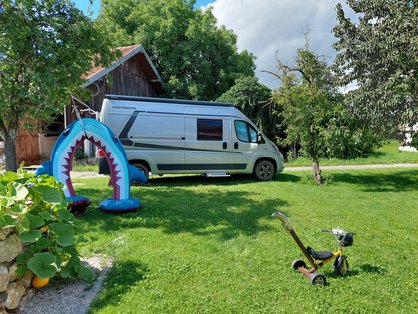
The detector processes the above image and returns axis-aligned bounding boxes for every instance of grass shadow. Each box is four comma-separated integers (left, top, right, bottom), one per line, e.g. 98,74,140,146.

145,172,294,186
74,179,289,241
273,173,301,183
358,263,386,274
89,261,149,312
332,170,418,192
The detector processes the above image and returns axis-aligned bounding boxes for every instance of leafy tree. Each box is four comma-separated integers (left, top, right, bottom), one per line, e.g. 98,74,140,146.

96,0,256,100
217,76,280,141
333,0,418,137
0,0,115,171
271,49,342,184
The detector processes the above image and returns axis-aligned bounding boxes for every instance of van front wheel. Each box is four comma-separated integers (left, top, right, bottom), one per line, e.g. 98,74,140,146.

253,160,275,181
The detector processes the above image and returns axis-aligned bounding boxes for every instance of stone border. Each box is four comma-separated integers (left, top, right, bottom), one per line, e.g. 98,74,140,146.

0,228,35,312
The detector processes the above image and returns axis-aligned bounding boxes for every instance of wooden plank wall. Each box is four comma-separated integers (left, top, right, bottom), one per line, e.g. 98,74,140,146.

16,129,40,165
87,54,158,115
11,52,161,165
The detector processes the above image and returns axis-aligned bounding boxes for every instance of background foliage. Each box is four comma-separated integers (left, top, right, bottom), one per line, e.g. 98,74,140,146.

333,0,418,136
217,76,280,142
0,0,116,171
96,0,256,100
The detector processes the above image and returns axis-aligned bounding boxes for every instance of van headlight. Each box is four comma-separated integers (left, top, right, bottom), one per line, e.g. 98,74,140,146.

272,142,284,161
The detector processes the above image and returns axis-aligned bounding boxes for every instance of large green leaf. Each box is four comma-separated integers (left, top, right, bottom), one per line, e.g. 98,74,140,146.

27,252,57,279
59,256,79,279
32,237,52,251
50,222,74,246
19,230,42,243
0,172,19,186
75,264,95,282
26,213,44,228
0,212,17,228
58,209,74,223
31,185,65,204
38,211,56,221
10,182,29,200
0,183,6,195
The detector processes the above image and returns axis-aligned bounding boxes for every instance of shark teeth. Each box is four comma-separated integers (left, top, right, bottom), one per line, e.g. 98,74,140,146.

87,135,121,185
56,128,125,199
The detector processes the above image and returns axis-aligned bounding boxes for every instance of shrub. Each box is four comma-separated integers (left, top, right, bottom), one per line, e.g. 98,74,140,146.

0,169,93,281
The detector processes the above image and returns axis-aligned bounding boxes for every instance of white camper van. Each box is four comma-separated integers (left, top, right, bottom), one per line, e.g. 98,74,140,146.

98,95,284,180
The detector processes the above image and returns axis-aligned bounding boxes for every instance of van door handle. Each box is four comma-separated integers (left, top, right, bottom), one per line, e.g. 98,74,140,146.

234,142,239,149
223,142,227,149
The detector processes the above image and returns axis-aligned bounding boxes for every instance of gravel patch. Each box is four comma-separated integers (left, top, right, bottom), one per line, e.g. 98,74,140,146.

19,255,112,314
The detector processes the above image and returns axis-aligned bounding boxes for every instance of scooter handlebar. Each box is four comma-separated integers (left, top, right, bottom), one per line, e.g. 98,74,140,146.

271,211,293,231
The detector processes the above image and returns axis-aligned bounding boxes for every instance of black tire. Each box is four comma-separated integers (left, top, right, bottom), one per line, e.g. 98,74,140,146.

98,156,110,175
334,255,349,276
253,160,275,181
291,259,307,270
131,162,150,183
310,273,326,286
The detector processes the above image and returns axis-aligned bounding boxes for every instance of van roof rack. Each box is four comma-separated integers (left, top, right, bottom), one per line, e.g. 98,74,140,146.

105,94,233,107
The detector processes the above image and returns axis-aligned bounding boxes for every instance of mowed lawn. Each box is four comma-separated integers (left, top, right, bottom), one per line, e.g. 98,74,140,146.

285,140,418,167
72,168,418,313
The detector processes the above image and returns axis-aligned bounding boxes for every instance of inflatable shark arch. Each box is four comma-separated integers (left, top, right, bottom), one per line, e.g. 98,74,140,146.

35,118,147,213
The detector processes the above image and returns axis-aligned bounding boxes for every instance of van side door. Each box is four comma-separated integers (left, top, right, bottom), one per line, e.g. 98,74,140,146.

184,113,233,171
119,111,185,171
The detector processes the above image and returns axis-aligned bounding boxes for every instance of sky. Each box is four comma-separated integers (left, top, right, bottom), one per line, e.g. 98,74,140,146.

73,0,354,89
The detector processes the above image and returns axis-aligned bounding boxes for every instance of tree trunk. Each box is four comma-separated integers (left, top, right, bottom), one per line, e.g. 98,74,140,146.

4,129,18,172
312,159,322,184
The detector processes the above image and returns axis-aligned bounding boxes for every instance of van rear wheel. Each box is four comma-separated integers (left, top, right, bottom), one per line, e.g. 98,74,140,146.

253,160,275,181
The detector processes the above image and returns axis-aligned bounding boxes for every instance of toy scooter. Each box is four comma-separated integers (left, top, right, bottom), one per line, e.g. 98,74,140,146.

272,211,355,286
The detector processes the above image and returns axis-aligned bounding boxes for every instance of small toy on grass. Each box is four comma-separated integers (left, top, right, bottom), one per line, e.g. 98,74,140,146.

272,211,355,286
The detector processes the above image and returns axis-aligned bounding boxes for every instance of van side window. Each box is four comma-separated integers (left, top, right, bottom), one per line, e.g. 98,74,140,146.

197,119,223,141
235,120,258,143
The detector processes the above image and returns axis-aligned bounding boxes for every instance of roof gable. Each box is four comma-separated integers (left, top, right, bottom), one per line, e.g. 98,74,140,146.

83,44,163,94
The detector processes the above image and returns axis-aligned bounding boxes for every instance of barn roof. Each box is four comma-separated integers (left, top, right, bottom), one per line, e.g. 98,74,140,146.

82,44,164,94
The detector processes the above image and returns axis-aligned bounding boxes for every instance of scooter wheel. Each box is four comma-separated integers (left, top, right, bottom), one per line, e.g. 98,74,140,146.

334,255,349,276
310,273,326,286
291,259,307,270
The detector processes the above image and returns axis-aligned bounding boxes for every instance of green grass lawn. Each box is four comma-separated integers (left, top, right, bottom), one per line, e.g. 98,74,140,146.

286,140,418,167
71,168,418,313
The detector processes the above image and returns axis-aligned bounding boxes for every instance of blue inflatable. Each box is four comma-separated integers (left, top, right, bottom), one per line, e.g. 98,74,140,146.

35,118,147,213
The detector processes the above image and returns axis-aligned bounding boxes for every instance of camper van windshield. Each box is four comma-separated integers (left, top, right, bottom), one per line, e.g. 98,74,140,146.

235,120,258,143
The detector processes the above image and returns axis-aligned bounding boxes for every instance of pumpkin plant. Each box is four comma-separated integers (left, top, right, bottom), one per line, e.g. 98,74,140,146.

0,169,93,281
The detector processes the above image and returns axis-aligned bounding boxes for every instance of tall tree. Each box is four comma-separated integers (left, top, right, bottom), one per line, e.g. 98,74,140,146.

217,76,279,143
333,0,418,134
96,0,256,100
0,0,115,171
271,49,342,184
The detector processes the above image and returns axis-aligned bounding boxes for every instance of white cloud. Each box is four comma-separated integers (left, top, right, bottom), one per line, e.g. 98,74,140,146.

209,0,354,89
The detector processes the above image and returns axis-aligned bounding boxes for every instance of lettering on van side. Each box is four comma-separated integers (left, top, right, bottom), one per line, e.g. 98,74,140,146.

112,106,137,110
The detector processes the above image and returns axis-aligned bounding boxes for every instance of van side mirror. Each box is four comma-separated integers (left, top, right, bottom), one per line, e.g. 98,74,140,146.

257,133,264,144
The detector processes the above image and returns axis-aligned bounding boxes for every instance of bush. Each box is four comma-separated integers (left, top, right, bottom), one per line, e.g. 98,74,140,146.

0,169,93,281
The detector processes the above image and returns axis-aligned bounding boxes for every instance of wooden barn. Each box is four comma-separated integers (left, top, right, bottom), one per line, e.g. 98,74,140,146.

9,44,164,165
